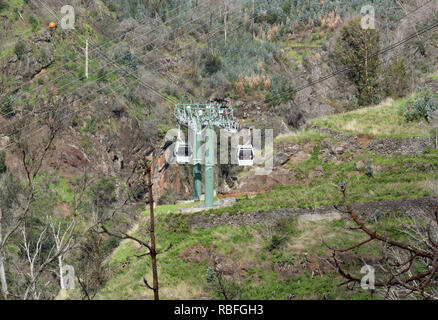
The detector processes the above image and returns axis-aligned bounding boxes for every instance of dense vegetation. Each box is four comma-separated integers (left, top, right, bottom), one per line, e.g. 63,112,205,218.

0,0,437,300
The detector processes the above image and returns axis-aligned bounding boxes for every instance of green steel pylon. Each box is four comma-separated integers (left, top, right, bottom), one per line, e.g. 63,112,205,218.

204,124,215,208
174,104,239,208
193,126,202,200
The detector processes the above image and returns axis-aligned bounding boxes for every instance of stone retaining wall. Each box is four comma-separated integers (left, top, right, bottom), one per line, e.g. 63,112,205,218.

367,137,434,155
187,196,438,229
306,124,434,155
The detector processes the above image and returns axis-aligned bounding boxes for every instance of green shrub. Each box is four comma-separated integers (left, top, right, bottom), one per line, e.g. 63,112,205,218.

415,40,426,56
0,96,14,118
257,219,292,252
206,266,215,283
103,236,120,255
203,54,221,75
162,214,189,234
365,161,373,178
213,33,279,83
15,40,26,60
164,83,180,99
115,50,137,71
89,177,117,208
281,0,291,15
97,68,108,83
266,10,280,24
29,14,39,31
0,151,6,174
399,87,438,123
84,117,98,135
383,57,408,99
0,0,7,11
268,234,287,251
264,75,295,108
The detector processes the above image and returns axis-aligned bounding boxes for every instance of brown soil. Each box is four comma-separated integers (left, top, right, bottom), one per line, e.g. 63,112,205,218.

357,134,373,148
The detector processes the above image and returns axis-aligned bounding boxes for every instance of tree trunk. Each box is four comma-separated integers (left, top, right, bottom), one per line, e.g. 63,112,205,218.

0,209,9,300
252,0,255,39
0,250,8,300
224,1,228,45
364,36,369,102
147,164,159,300
58,255,65,290
435,128,437,149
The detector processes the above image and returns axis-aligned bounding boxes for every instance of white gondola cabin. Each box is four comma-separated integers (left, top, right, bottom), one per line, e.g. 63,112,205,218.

174,141,192,164
237,145,254,166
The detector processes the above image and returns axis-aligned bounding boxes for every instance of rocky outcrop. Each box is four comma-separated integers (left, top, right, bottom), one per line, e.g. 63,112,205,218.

233,167,296,193
2,31,55,87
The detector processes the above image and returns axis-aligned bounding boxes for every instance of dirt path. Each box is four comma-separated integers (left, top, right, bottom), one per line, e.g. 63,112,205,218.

187,196,438,229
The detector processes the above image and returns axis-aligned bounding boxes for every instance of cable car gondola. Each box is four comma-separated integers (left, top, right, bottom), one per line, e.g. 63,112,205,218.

174,141,192,164
237,145,254,166
174,125,193,164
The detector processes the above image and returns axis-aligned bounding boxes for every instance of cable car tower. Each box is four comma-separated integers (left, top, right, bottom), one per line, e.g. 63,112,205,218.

174,104,240,208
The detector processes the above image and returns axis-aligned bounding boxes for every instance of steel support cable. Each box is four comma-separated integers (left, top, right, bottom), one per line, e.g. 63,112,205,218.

1,2,235,130
1,0,223,118
288,32,436,116
0,21,243,151
288,0,436,82
263,19,438,107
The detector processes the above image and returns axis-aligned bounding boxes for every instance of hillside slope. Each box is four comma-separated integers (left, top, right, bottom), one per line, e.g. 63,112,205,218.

1,0,438,300
91,94,438,300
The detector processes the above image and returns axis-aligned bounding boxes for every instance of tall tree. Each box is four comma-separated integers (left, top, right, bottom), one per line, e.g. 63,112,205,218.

100,154,170,300
334,17,380,106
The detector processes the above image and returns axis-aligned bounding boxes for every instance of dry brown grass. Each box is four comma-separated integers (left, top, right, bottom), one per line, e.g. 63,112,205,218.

235,74,271,97
311,98,432,138
318,10,343,31
267,25,282,41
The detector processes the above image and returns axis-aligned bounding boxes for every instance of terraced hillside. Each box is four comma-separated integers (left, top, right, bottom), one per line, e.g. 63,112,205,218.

85,92,438,300
1,0,438,301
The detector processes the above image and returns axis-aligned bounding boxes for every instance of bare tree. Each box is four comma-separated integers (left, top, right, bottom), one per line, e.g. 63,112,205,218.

19,173,132,300
0,132,130,300
0,95,67,300
328,182,438,300
100,155,171,300
48,217,76,291
0,207,8,299
206,251,241,300
20,224,51,300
